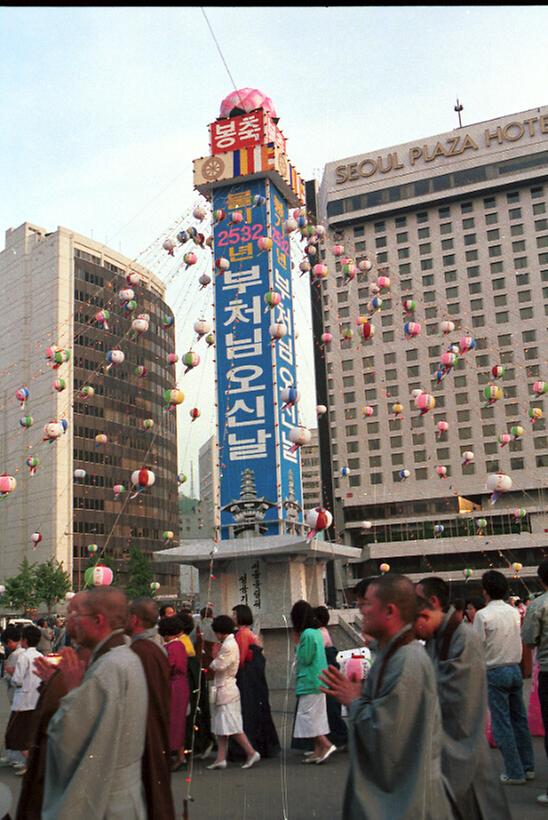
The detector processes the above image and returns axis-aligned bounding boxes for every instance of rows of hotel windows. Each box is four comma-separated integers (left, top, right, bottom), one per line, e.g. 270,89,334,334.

324,186,547,488
326,153,548,216
354,548,545,579
324,185,548,338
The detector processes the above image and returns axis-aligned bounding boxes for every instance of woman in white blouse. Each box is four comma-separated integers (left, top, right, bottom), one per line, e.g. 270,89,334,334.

206,615,260,770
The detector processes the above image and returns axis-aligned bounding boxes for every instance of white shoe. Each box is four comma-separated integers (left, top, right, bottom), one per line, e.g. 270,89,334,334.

316,744,337,765
242,751,260,769
206,760,227,770
500,773,526,785
537,793,548,804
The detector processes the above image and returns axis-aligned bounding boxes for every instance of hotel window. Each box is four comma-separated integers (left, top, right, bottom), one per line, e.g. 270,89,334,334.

353,226,365,237
490,262,503,274
383,353,395,365
494,294,507,306
441,239,454,250
516,273,529,286
382,331,395,342
390,435,403,447
368,422,379,433
374,221,386,232
346,425,358,436
339,307,350,317
412,433,425,445
538,235,548,248
399,263,411,274
428,345,441,357
446,286,458,299
464,234,477,245
443,254,455,265
348,458,361,470
510,223,524,236
397,232,408,243
421,259,433,270
498,334,512,346
485,212,498,225
492,278,506,290
418,227,430,239
463,218,475,229
422,274,434,286
522,329,536,342
365,388,377,400
347,441,359,454
535,219,548,231
531,185,544,198
370,473,383,485
457,410,470,421
486,460,500,472
344,392,355,403
395,216,407,228
459,427,472,439
537,455,548,467
533,203,546,215
454,376,467,388
342,376,355,387
369,456,381,467
381,314,393,327
414,450,427,462
376,236,387,248
461,202,473,213
406,349,418,361
411,416,424,429
415,468,428,480
355,241,366,251
483,196,496,208
420,243,432,254
349,475,361,487
484,442,498,455
424,290,436,302
495,311,509,323
440,223,452,236
518,290,532,302
520,307,534,319
385,368,397,381
391,453,404,466
389,419,402,431
472,315,485,327
487,229,500,241
376,252,388,263
469,281,482,294
508,207,522,220
513,240,526,252
437,448,450,460
505,386,517,398
364,372,375,385
400,278,412,291
444,270,457,282
344,408,356,419
455,393,468,405
398,248,409,259
342,359,354,371
407,366,419,377
425,307,437,318
511,458,525,470
417,212,429,224
506,191,520,203
448,303,460,314
438,206,450,218
466,250,479,261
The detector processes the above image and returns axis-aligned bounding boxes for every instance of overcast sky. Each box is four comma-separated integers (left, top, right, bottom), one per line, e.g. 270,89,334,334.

2,6,547,493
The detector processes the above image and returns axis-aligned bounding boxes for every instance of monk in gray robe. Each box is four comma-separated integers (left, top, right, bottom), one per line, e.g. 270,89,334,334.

415,577,511,819
320,575,457,820
42,587,148,820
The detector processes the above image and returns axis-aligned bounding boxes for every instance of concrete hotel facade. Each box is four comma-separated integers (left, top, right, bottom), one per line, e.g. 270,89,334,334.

0,223,180,591
318,106,548,594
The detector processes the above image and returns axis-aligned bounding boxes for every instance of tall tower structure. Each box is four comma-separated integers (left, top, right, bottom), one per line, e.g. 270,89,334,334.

194,88,307,541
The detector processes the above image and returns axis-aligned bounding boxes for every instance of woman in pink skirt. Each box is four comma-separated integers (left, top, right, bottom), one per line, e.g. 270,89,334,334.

159,616,190,771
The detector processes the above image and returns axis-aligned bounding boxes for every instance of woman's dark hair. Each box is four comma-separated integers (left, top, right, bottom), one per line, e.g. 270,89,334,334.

178,612,195,635
2,625,21,644
290,600,318,634
212,615,235,636
159,605,175,617
481,569,508,600
314,605,330,627
232,604,253,627
465,596,485,612
158,616,183,638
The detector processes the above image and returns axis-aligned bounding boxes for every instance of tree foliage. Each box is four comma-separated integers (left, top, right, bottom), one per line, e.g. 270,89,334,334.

125,546,155,600
34,559,71,613
4,558,39,613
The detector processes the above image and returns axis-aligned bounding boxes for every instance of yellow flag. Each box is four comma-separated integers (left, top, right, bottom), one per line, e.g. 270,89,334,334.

458,495,481,513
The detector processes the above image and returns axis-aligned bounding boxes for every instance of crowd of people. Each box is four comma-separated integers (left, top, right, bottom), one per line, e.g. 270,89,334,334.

0,563,546,818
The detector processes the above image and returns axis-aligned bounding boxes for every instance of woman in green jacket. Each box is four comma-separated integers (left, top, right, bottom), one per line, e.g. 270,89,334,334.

290,600,337,765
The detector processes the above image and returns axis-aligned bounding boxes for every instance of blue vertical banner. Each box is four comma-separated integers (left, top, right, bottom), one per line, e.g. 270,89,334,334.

213,178,303,540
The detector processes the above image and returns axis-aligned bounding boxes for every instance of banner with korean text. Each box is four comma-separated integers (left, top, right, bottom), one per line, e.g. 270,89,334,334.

213,178,303,540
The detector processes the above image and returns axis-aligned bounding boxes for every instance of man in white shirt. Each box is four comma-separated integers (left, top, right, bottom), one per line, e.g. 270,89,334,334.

1,625,25,768
5,624,43,775
473,570,534,785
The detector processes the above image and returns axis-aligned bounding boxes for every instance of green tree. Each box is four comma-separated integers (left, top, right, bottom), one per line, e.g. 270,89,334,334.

4,558,38,614
34,559,71,613
125,546,155,600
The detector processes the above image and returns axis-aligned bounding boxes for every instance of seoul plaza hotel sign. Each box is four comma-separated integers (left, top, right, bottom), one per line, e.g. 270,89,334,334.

334,110,548,184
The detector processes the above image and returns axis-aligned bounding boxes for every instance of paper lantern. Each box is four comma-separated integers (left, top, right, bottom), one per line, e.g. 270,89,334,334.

463,568,473,580
306,507,333,541
95,433,108,446
415,393,436,414
269,322,287,340
379,563,390,575
74,469,86,480
441,321,455,335
289,426,311,453
436,465,447,479
462,451,474,466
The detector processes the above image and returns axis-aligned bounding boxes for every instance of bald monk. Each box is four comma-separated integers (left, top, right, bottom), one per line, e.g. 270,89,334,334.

128,596,176,820
320,574,458,820
42,587,148,819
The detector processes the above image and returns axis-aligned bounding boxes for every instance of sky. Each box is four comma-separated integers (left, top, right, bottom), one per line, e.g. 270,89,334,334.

2,5,548,494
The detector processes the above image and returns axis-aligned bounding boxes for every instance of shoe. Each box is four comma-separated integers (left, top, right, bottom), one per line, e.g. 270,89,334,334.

316,744,337,765
526,771,536,781
500,774,526,785
200,741,214,760
537,793,548,804
302,756,320,764
14,767,27,776
303,751,316,757
206,760,227,770
242,751,260,769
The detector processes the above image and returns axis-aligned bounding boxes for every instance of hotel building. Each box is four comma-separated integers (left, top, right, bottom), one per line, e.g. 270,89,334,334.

318,105,548,594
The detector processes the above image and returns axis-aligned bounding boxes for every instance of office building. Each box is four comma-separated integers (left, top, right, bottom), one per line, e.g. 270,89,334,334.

0,223,180,591
198,434,218,538
318,106,548,593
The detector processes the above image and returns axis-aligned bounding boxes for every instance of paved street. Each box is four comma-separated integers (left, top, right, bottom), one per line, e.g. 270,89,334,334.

0,681,546,819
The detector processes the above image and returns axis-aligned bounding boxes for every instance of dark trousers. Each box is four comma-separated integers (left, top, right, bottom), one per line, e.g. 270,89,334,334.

538,670,548,759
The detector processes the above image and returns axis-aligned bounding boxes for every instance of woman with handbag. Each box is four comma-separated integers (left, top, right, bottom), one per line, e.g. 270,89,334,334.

206,615,260,770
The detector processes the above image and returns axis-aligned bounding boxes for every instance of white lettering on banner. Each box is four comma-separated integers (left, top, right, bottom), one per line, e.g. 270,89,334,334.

226,365,265,394
228,429,271,461
278,366,295,390
222,265,262,293
280,403,297,427
274,268,291,300
239,115,262,142
280,430,298,464
277,338,294,366
275,302,293,334
223,295,262,325
226,396,266,428
213,120,237,149
226,328,263,360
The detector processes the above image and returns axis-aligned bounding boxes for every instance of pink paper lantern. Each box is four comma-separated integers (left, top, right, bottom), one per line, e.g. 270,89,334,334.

219,88,277,119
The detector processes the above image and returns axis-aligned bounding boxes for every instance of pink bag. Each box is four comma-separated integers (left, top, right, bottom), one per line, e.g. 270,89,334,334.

528,659,545,736
485,710,497,748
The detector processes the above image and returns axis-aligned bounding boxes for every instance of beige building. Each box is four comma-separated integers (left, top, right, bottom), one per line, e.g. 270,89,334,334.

198,434,218,538
318,106,548,593
0,223,180,591
301,428,321,511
